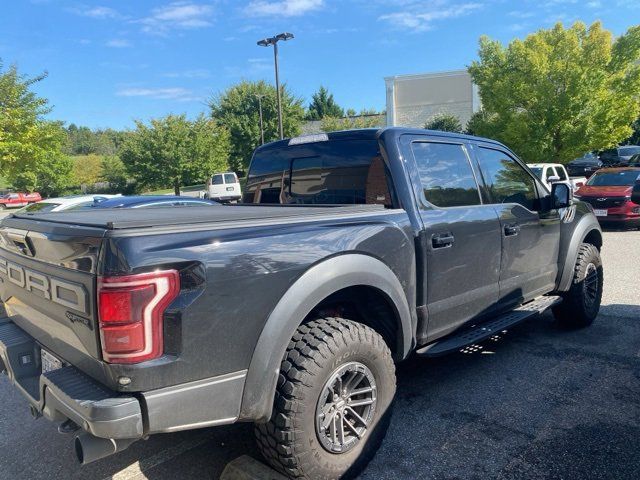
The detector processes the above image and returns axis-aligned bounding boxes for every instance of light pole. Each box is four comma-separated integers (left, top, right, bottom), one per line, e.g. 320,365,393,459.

257,32,294,140
255,94,265,145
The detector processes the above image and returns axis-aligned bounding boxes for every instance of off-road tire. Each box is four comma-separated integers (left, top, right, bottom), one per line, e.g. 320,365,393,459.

553,243,603,328
255,317,396,480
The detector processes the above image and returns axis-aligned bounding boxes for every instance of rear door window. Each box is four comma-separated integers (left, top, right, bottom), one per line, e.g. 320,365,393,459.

212,174,224,185
224,173,237,184
411,142,481,207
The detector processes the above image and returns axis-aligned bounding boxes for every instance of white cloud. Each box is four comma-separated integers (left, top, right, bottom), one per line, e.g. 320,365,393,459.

106,39,131,48
586,0,601,7
116,87,198,101
139,2,215,34
75,5,121,19
245,0,324,17
379,2,483,32
162,69,211,78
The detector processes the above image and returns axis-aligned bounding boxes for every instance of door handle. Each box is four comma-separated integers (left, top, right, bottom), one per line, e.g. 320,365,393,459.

504,224,520,236
432,233,455,249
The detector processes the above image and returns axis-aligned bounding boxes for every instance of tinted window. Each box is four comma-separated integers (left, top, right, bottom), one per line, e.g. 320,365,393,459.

245,139,393,206
476,148,538,210
411,142,480,207
212,174,224,185
224,173,237,184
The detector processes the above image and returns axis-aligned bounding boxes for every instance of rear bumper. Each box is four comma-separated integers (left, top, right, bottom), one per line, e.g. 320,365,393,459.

0,319,246,442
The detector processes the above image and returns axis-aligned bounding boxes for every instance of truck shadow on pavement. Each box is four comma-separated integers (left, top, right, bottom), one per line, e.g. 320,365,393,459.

4,308,639,480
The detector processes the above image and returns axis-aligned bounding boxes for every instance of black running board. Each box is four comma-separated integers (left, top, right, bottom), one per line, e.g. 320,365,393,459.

416,295,562,357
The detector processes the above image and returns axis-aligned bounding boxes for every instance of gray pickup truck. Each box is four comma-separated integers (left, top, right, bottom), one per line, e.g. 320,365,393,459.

0,128,603,479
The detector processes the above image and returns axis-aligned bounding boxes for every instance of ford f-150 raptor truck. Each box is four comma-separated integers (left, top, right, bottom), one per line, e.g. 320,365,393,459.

0,128,603,479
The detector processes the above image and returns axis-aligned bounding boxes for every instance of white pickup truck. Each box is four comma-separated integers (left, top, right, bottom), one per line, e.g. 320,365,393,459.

528,163,587,192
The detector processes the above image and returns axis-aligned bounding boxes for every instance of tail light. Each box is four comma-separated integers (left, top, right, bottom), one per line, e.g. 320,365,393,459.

98,270,180,364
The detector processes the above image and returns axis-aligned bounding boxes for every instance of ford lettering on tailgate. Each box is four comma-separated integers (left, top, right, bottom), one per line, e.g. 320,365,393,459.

0,256,88,314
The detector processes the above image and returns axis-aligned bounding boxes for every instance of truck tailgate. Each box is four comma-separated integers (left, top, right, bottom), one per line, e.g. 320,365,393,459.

0,224,104,361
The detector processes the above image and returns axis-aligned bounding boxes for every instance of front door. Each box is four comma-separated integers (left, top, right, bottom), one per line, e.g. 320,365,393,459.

408,139,502,341
473,146,561,306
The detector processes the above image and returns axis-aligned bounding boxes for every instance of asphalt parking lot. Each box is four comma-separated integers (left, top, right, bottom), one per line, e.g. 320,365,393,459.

0,228,638,480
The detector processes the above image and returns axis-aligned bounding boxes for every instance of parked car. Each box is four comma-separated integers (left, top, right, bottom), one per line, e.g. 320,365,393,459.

0,128,604,479
207,172,242,202
598,145,640,165
574,166,640,228
567,152,603,178
17,195,121,214
527,163,586,192
85,195,219,209
0,192,42,210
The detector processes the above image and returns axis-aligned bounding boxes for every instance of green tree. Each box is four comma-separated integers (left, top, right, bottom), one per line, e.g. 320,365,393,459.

468,22,640,163
209,80,305,171
626,117,640,145
321,110,384,132
425,113,464,133
99,156,132,193
72,154,104,186
120,114,230,195
307,86,344,120
0,62,71,195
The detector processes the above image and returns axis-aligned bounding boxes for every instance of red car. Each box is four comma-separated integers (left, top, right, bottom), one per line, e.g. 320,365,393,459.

0,192,42,210
575,166,640,227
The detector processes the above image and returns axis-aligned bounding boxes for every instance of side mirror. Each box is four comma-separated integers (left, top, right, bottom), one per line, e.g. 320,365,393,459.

551,182,571,209
632,183,640,205
547,175,561,183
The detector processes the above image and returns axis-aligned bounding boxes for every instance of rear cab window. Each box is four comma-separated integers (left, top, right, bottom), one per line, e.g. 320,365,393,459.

244,138,395,207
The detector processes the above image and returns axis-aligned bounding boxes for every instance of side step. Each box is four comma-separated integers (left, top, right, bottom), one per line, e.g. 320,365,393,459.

416,295,562,358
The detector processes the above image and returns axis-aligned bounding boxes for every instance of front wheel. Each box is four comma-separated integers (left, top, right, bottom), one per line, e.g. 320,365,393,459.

255,317,396,480
553,243,603,328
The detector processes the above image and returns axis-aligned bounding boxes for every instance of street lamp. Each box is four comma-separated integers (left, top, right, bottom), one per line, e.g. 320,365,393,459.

255,94,265,145
257,32,294,140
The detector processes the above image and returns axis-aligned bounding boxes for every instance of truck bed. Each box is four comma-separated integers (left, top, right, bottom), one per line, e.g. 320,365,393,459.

6,204,387,230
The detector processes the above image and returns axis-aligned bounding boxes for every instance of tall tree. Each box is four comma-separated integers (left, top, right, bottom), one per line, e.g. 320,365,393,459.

209,80,305,171
119,114,230,195
468,22,640,163
307,86,344,120
425,113,463,133
0,61,71,195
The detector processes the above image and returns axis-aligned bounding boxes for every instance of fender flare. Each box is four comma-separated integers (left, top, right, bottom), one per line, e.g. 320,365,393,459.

239,253,414,422
556,214,602,292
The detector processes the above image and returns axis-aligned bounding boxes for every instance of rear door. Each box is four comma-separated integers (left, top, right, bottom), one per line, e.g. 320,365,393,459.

404,136,502,340
472,145,560,306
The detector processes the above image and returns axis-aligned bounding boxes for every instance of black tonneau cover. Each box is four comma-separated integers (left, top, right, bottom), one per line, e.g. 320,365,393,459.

7,204,385,230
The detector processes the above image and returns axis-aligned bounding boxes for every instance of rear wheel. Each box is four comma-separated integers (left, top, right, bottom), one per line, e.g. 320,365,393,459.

255,317,396,480
553,243,603,328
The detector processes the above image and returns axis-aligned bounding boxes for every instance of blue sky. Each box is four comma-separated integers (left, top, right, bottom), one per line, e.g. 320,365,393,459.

2,0,639,129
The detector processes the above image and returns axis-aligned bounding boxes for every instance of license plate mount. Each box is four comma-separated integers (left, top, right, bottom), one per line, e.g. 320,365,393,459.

41,348,63,373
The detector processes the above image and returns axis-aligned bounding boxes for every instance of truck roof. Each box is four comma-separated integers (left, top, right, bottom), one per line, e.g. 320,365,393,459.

255,127,505,153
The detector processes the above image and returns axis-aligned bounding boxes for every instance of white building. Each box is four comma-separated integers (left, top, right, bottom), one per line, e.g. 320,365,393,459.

385,70,480,129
